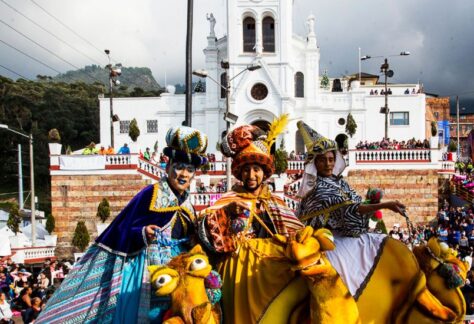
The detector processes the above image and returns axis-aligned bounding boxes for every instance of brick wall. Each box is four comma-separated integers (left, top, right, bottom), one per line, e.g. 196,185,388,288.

51,174,151,258
346,169,439,228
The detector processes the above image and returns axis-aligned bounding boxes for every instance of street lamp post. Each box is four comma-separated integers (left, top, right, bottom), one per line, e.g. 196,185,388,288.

193,62,261,191
361,51,410,139
105,49,122,149
0,124,36,246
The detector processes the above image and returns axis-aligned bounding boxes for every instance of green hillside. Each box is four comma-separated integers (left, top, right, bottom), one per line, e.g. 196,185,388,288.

46,65,161,92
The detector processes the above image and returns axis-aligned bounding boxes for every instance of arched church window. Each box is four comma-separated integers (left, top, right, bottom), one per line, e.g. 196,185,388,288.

220,72,227,99
243,17,256,52
295,72,304,98
262,16,275,53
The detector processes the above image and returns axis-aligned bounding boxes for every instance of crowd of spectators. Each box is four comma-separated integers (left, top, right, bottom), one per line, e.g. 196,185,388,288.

356,138,430,150
0,258,73,323
289,151,306,161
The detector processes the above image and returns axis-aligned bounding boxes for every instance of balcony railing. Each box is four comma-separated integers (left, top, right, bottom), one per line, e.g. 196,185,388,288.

354,149,431,162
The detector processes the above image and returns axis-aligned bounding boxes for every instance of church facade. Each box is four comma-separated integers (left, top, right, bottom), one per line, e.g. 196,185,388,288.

100,0,426,154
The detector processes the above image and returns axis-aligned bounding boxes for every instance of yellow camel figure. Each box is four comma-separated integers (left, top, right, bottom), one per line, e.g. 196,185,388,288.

217,226,466,324
148,244,221,324
282,227,467,324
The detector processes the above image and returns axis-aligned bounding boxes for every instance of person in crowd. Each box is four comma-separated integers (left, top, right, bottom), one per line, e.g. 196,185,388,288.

11,269,31,297
22,297,42,324
98,146,107,155
106,145,115,155
196,182,207,193
117,143,130,155
198,118,303,323
143,147,151,161
404,88,410,94
37,126,209,324
150,152,159,164
15,286,33,311
0,292,13,323
82,142,98,155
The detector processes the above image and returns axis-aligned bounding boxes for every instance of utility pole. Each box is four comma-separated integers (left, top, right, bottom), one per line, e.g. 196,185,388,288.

18,144,24,210
225,69,232,191
456,95,460,158
185,0,194,126
29,134,36,246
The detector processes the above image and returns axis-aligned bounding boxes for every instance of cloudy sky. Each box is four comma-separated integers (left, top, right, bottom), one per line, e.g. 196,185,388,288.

1,0,473,101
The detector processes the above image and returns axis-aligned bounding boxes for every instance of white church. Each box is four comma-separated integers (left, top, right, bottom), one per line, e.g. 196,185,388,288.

99,0,426,155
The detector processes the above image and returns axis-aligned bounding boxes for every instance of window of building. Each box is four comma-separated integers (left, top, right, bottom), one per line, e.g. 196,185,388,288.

220,72,227,99
434,112,439,118
295,72,304,98
262,16,275,53
243,17,256,52
251,83,268,101
120,120,131,133
390,112,409,126
338,118,346,126
147,120,158,133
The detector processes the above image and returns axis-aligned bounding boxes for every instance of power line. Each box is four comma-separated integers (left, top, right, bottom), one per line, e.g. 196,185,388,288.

0,19,103,83
0,39,62,74
0,0,104,66
29,0,115,62
0,64,31,80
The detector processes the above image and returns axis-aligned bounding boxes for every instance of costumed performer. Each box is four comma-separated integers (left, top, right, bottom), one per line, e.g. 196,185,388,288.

295,121,406,298
37,126,208,324
198,115,304,323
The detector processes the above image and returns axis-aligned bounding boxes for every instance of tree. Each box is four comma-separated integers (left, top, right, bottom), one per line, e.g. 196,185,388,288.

448,140,458,153
72,221,90,252
274,139,289,175
96,198,111,223
45,214,55,234
320,72,330,89
194,80,205,93
345,113,357,138
129,118,140,142
7,203,22,235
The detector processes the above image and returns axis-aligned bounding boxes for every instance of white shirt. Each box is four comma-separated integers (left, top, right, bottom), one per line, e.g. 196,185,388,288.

0,300,13,320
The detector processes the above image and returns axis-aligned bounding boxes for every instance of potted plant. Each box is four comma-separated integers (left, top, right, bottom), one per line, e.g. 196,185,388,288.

96,198,111,235
44,214,57,246
48,128,62,155
128,119,140,153
7,203,23,248
345,113,357,138
201,162,211,174
72,221,90,252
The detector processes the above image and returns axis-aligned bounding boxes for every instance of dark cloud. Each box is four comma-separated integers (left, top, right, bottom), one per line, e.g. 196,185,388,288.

0,0,472,103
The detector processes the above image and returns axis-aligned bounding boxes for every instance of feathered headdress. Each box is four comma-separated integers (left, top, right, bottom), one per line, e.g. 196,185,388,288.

220,114,289,181
265,114,289,152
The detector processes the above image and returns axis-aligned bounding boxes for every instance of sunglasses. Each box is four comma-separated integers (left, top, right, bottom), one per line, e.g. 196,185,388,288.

173,162,196,173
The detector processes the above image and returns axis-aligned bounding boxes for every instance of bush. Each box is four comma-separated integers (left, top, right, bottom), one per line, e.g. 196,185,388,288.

129,118,140,142
7,203,22,235
345,113,357,138
448,140,458,153
45,214,55,234
96,198,111,223
200,162,211,173
274,139,289,175
48,128,61,143
72,221,90,252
